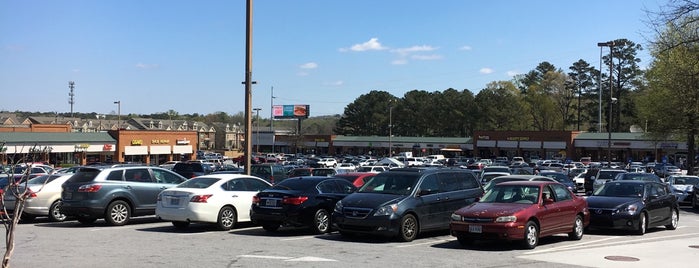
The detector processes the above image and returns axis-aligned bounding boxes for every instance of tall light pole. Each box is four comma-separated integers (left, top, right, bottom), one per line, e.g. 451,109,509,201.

598,41,615,164
388,101,393,157
243,0,254,174
114,101,121,129
270,86,275,153
254,108,261,153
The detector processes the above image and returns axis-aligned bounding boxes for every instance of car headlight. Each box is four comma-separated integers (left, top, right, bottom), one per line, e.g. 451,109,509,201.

373,204,398,216
495,216,517,223
451,213,462,221
334,200,343,213
615,204,638,215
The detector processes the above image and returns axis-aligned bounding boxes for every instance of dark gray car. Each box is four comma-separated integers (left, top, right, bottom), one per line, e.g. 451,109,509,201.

61,166,187,226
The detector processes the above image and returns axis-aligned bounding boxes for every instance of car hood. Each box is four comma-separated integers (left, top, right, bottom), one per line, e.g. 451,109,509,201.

454,202,531,218
671,184,694,192
585,196,639,209
340,192,404,208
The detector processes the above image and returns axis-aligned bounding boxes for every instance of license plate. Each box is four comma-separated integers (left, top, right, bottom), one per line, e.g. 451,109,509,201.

469,225,482,233
265,199,277,207
169,198,180,206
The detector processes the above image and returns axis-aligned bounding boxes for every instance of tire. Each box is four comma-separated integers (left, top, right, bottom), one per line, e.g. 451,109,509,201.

172,221,190,229
635,212,647,235
104,200,130,226
312,209,331,234
665,209,679,230
262,222,280,232
568,215,584,240
216,206,237,231
48,200,67,222
522,221,539,249
77,217,97,225
397,214,418,242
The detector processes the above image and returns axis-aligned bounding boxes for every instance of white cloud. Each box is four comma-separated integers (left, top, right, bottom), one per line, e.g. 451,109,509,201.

299,62,318,69
480,68,494,74
340,38,387,52
297,71,309,76
135,63,159,69
391,45,437,56
506,70,520,77
391,59,408,65
411,54,442,61
324,80,344,86
459,45,472,51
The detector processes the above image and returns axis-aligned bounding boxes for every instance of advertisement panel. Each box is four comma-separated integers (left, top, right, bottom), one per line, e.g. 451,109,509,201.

273,104,310,119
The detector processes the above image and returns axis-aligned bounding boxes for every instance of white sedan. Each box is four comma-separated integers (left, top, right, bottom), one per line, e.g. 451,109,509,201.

3,174,73,222
156,174,271,230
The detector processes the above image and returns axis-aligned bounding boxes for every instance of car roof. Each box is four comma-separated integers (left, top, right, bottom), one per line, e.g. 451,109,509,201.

497,181,557,186
191,173,267,180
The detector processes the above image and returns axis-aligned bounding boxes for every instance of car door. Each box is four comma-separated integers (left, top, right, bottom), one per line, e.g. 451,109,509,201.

123,168,159,212
537,185,562,236
646,183,673,225
413,174,444,230
437,172,481,229
225,177,264,222
549,183,578,234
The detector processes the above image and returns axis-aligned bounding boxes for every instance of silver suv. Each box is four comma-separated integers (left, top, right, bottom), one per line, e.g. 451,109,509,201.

61,166,187,226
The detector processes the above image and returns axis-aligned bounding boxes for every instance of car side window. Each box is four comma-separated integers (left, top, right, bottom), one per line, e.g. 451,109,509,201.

106,170,124,181
125,169,153,183
317,180,340,193
418,175,441,195
438,172,463,192
334,179,356,194
152,169,184,184
225,179,246,191
551,184,572,201
653,183,667,196
243,178,269,192
542,186,554,201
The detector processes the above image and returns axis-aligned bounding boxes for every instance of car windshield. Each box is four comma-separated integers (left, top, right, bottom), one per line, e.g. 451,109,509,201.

480,185,540,204
26,175,60,184
672,176,699,185
617,174,659,182
541,173,571,183
176,177,219,189
358,173,419,195
593,182,644,197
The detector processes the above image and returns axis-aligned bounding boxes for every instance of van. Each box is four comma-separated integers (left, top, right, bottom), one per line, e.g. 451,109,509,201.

250,164,288,184
333,168,483,242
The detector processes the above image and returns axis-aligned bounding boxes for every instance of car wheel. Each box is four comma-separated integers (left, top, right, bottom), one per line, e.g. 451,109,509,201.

262,222,280,232
172,221,190,229
635,212,647,235
398,214,418,242
48,200,67,222
568,215,584,240
312,209,331,234
216,206,237,231
104,200,130,226
77,217,97,225
456,235,472,247
665,208,679,230
522,221,539,249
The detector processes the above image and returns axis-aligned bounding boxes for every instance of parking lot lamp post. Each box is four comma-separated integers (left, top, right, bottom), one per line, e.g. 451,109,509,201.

597,41,615,164
254,108,261,153
389,103,393,157
114,101,121,129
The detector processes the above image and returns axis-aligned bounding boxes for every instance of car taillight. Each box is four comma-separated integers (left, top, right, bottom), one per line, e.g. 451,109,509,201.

77,184,102,192
190,194,213,203
25,190,37,198
252,195,260,205
282,196,308,206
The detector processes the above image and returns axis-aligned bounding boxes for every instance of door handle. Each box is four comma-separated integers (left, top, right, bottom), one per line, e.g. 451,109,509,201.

231,195,238,198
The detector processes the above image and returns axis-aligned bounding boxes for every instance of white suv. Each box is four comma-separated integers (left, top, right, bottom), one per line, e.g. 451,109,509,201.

317,158,338,168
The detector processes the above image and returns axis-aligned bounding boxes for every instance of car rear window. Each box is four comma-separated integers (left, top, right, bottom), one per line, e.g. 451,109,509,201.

271,178,319,190
67,168,101,183
176,177,219,188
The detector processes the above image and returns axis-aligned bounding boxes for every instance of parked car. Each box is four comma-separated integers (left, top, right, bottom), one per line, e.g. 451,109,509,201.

586,180,679,235
158,161,180,170
612,172,664,183
538,171,577,193
249,163,289,184
332,168,483,242
584,169,627,195
666,175,699,205
61,166,187,226
3,174,73,222
317,158,338,168
332,172,377,188
287,168,313,178
311,168,346,177
656,165,682,178
355,166,387,173
450,181,589,249
336,163,357,172
172,162,213,179
482,175,557,192
251,176,356,234
479,172,510,185
156,174,271,230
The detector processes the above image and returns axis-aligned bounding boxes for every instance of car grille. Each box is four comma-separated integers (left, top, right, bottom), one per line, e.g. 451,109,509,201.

341,207,373,219
461,217,494,223
589,208,614,215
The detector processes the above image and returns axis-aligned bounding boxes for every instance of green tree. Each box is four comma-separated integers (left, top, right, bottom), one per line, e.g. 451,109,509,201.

335,90,396,136
475,81,527,131
568,59,599,131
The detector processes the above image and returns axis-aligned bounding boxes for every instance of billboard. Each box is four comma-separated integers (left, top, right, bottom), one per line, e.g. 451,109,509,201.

273,104,310,119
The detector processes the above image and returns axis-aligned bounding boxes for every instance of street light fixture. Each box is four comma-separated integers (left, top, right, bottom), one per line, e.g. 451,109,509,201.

114,101,121,129
597,41,615,164
388,100,394,157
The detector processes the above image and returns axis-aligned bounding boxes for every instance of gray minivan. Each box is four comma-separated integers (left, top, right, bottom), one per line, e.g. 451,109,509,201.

61,166,187,226
332,168,483,242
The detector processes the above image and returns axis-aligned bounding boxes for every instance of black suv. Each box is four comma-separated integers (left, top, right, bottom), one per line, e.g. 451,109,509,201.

61,166,187,226
332,168,483,242
172,162,213,179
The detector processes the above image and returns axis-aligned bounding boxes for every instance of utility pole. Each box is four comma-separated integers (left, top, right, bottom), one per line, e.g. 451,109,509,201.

68,81,75,118
271,86,275,153
243,0,254,174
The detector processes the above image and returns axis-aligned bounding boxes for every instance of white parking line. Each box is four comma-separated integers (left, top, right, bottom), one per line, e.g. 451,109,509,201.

395,237,455,248
280,235,316,241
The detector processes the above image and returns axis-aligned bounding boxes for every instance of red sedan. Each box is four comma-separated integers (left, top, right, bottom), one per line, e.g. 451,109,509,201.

450,180,589,249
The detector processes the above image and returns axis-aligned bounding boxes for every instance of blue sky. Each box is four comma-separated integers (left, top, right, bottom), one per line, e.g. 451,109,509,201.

0,0,665,118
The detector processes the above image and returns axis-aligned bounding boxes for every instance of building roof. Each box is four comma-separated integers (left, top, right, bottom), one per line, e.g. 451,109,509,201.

575,132,647,140
0,132,115,144
333,135,472,144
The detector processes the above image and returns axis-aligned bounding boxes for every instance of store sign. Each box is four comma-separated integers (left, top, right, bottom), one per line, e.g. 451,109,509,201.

176,139,190,145
151,139,170,144
75,143,90,149
478,136,490,140
507,136,530,141
131,139,143,145
103,144,113,151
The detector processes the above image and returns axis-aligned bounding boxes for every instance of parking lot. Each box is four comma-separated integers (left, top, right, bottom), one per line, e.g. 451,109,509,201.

6,206,699,268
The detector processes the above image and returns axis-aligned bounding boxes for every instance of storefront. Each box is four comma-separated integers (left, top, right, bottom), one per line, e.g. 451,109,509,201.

0,132,116,166
473,131,579,161
110,130,198,165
